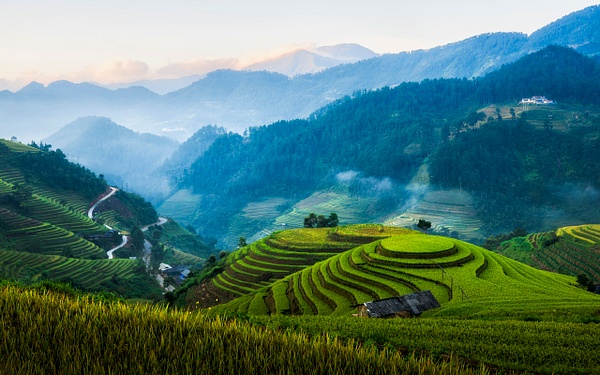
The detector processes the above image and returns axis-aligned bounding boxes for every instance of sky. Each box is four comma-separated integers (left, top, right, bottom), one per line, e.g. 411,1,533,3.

1,0,598,91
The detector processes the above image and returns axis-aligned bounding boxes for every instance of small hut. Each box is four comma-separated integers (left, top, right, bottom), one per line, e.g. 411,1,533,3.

356,290,440,318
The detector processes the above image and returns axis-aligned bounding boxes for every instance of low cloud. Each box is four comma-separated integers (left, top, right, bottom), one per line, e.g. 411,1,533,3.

336,170,394,194
84,60,150,83
362,176,393,193
553,183,599,203
0,75,47,92
156,58,240,78
2,44,328,91
0,78,14,91
336,170,359,182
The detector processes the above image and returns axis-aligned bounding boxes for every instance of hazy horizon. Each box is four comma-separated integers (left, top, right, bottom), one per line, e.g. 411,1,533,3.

1,0,598,92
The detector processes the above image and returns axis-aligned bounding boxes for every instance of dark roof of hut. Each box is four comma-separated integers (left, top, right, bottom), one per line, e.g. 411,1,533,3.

363,290,440,318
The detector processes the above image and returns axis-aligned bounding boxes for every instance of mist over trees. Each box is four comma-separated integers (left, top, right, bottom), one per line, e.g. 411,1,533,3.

44,117,180,201
170,46,600,241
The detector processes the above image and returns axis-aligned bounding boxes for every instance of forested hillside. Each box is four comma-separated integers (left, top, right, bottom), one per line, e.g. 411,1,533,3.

169,46,600,245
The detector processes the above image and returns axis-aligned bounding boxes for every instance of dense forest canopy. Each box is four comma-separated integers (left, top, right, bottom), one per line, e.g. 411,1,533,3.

169,46,600,242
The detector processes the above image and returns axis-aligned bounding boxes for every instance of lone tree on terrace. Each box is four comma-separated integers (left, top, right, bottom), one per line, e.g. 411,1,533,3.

417,219,432,233
304,213,339,228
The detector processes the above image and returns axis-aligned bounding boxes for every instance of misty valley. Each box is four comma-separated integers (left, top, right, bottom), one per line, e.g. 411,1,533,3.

1,5,600,374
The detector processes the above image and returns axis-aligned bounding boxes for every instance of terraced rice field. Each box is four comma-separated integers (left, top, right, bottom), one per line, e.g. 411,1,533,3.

532,225,600,280
156,189,201,226
0,163,94,219
0,168,26,186
500,225,600,281
169,249,204,266
94,210,124,232
242,198,289,220
193,225,413,309
384,189,483,240
0,179,12,195
273,191,379,228
21,194,104,234
235,191,383,248
0,208,106,259
212,227,594,316
0,249,139,289
0,158,108,260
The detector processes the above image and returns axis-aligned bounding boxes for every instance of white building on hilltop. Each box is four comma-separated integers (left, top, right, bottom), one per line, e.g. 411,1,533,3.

520,96,555,105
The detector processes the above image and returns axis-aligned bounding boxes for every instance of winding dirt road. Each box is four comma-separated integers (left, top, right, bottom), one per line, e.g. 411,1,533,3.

88,187,167,260
87,187,118,223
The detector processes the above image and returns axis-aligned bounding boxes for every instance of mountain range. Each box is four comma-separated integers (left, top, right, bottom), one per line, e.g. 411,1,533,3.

1,5,598,144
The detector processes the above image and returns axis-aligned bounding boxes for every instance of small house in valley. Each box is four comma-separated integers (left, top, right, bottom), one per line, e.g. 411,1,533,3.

356,290,440,318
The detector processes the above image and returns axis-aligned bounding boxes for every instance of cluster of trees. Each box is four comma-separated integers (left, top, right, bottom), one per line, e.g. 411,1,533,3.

303,213,339,228
482,228,528,250
14,144,107,201
416,219,432,233
577,273,599,293
113,190,158,227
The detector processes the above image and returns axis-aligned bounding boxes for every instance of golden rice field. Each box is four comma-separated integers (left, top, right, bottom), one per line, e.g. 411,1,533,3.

0,283,489,375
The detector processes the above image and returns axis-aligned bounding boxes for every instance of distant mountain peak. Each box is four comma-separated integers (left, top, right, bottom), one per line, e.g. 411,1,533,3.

17,81,45,94
244,43,378,76
316,43,379,61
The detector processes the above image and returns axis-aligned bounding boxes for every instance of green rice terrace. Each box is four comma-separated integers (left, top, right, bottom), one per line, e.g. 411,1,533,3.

178,224,598,320
182,225,413,309
0,140,162,299
384,188,483,242
161,224,600,374
202,225,598,320
498,224,600,281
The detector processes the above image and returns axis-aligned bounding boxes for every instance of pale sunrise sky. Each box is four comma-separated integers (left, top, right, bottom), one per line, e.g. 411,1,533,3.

1,0,598,91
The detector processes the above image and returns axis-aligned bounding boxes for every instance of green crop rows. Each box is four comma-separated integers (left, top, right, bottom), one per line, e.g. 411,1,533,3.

0,250,139,289
213,227,597,319
199,224,600,374
0,208,106,259
22,194,104,234
501,224,600,281
202,225,413,308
